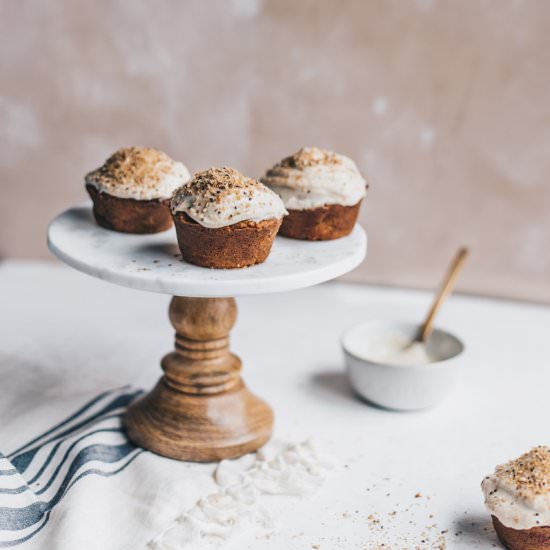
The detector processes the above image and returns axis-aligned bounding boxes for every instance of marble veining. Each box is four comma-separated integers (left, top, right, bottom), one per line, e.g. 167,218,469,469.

47,205,367,297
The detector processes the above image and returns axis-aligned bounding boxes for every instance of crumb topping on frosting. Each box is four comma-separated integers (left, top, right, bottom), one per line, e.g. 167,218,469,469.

481,446,550,530
171,167,287,229
85,147,190,200
277,147,344,169
261,147,366,210
180,167,261,201
494,446,550,498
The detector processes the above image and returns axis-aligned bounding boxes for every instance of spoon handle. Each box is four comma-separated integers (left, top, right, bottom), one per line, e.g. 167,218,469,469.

417,247,469,342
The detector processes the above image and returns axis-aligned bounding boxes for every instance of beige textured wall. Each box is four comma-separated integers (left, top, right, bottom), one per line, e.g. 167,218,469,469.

1,0,549,302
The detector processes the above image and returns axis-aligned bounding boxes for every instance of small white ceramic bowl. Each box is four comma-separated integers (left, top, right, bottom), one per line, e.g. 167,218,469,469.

342,321,464,411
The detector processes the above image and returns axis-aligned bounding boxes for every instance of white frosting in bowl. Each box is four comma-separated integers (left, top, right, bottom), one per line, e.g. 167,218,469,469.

482,446,550,530
171,167,287,229
342,321,464,411
85,147,190,201
357,333,439,366
261,147,367,210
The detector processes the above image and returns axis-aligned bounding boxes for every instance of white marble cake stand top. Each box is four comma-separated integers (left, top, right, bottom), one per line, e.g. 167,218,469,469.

47,205,367,297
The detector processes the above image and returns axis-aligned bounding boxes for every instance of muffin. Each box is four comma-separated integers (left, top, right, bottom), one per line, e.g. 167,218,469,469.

481,446,550,550
85,147,190,233
170,167,287,269
261,147,367,240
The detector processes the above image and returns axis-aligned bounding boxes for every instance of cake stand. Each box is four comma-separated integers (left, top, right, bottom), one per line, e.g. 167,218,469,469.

47,205,367,462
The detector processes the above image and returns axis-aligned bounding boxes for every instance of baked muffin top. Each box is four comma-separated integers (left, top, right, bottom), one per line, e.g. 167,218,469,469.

171,167,287,229
482,446,550,530
261,147,367,210
85,147,190,200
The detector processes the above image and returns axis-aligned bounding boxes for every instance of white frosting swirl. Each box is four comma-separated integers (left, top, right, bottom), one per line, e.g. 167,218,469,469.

85,147,190,201
171,167,287,229
261,147,367,210
481,446,550,529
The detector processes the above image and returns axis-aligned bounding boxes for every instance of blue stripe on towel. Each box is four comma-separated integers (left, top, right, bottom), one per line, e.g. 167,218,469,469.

0,387,144,546
0,512,51,548
0,428,127,496
35,436,133,496
0,445,140,531
28,423,123,486
10,390,141,473
0,449,143,548
8,386,129,458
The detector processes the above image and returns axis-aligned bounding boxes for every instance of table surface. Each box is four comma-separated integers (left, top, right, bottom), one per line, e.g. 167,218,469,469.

1,260,549,549
47,206,366,297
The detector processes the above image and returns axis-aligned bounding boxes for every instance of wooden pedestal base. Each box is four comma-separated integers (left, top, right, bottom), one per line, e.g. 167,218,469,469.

125,296,273,462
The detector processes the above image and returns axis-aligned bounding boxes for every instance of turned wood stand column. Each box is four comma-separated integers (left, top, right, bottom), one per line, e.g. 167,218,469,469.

125,296,273,462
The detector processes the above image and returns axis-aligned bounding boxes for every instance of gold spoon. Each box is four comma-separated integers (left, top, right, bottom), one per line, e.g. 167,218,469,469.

415,247,469,343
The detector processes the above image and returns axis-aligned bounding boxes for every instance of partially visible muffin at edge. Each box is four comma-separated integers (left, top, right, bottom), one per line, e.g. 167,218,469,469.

481,445,550,550
170,167,287,269
85,147,190,234
261,147,367,241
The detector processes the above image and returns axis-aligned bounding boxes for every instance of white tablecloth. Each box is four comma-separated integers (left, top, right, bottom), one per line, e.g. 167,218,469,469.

1,261,549,549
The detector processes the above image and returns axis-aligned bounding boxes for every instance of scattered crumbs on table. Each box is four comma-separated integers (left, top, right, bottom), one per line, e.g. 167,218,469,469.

331,485,449,549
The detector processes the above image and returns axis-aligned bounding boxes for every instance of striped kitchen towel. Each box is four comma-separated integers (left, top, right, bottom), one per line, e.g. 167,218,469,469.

0,386,330,550
0,387,144,547
0,381,235,550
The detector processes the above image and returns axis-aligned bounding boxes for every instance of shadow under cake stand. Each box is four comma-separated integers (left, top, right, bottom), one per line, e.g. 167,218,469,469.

48,205,367,462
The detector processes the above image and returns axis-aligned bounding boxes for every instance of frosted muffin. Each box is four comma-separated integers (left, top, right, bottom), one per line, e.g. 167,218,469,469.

261,147,367,240
85,147,190,233
481,446,550,550
170,167,287,269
